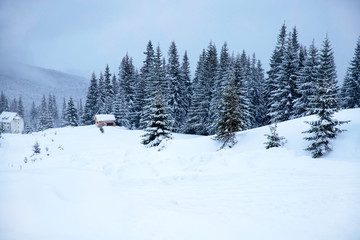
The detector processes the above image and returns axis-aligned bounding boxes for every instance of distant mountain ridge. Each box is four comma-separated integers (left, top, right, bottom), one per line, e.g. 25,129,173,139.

0,63,89,115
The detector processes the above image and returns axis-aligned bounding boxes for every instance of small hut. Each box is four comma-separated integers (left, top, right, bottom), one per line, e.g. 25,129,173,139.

94,114,116,127
0,111,24,133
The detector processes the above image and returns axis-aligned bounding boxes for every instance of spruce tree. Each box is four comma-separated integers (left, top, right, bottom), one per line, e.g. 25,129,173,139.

48,94,58,127
65,97,79,127
210,42,231,133
233,52,251,129
142,90,172,147
18,96,24,118
167,41,186,132
214,70,244,149
202,42,218,134
115,54,138,128
293,40,320,117
77,99,84,126
0,91,9,112
269,32,300,122
341,37,360,108
60,98,67,127
180,51,192,120
38,95,53,131
30,101,38,131
10,98,18,113
264,122,286,149
248,55,266,128
83,73,99,125
303,36,348,158
97,72,106,114
139,41,155,129
265,23,287,124
104,64,114,113
183,50,209,135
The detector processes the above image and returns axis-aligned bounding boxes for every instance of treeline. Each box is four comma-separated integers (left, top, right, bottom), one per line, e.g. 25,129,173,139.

0,92,84,133
82,23,360,135
1,23,359,137
83,41,265,135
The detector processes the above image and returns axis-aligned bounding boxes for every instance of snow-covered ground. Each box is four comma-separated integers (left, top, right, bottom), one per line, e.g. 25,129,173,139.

1,109,359,240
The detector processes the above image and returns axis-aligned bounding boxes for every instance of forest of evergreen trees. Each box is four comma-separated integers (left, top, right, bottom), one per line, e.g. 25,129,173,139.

1,23,359,146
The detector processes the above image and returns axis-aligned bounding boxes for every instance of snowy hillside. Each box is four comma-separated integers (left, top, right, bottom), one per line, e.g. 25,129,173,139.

0,109,359,240
0,63,88,111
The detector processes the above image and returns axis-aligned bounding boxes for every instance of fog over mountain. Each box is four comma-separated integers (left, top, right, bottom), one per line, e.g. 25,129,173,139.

0,62,88,115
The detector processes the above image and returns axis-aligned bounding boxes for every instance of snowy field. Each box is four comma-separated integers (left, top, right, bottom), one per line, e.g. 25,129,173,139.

0,109,360,240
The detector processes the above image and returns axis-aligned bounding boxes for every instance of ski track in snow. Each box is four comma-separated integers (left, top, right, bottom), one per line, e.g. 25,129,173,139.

0,109,359,240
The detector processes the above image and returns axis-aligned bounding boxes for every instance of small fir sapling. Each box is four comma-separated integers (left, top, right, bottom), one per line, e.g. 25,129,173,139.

264,122,286,149
33,141,41,154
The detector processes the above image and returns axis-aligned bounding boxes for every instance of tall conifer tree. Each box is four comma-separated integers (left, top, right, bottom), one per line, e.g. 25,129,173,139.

303,35,348,158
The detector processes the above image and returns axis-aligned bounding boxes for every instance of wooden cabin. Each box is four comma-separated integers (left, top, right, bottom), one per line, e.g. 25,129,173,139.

0,111,24,133
94,114,116,127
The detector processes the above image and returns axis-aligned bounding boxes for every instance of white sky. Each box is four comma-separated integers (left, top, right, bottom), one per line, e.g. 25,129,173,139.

0,0,359,82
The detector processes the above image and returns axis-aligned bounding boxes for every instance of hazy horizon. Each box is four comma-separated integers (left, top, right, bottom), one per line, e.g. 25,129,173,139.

1,0,359,82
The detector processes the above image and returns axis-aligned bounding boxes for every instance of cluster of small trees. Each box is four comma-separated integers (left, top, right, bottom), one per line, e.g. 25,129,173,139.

27,94,84,132
0,92,25,118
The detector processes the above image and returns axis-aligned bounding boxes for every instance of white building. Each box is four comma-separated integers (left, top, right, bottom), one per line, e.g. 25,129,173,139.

0,111,24,133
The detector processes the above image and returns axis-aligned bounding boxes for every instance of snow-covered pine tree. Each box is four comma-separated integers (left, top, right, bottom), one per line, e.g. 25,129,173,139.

340,37,360,108
264,122,286,149
118,54,137,128
0,91,9,112
167,41,187,132
77,99,84,126
17,96,24,119
233,51,251,129
83,73,99,125
48,94,59,127
38,95,53,131
293,40,320,117
112,74,118,97
265,23,287,124
210,42,231,133
141,90,172,147
180,51,192,122
97,72,106,114
104,64,114,114
9,98,18,113
248,54,266,128
65,97,79,127
113,91,129,127
154,45,168,101
60,97,67,127
30,101,38,131
183,50,209,135
203,42,218,134
139,41,155,129
303,35,349,158
214,69,244,149
269,32,299,122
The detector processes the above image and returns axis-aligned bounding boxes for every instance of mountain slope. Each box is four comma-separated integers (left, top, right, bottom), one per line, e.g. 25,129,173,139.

0,63,88,112
0,109,359,240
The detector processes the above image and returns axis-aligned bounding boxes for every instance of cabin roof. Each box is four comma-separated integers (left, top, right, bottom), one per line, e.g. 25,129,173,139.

95,114,115,122
0,111,19,123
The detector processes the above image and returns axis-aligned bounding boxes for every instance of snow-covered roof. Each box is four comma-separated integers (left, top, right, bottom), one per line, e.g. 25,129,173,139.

95,114,115,121
0,111,19,123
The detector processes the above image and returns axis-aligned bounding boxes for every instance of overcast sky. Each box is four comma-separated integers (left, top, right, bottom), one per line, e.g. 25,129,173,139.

0,0,359,81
